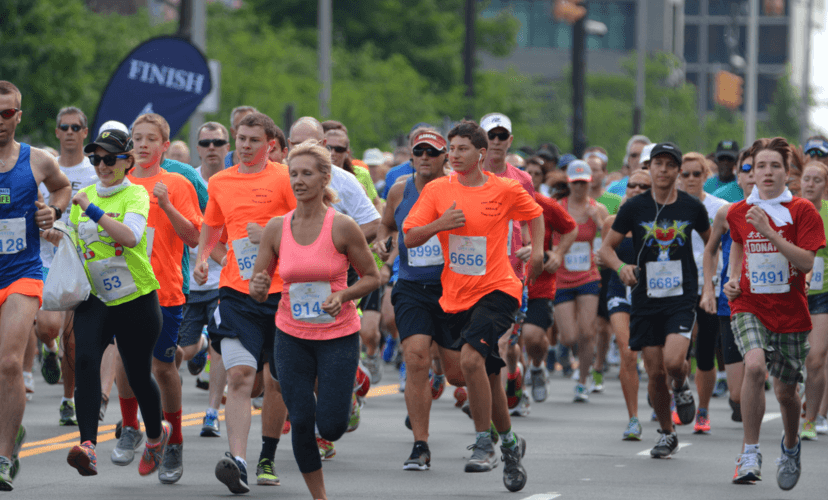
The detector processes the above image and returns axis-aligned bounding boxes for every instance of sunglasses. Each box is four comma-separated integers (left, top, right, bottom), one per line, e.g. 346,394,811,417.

680,171,703,178
740,163,753,172
807,150,828,158
327,145,348,154
0,108,20,120
412,146,443,158
88,154,129,167
487,131,510,141
198,138,228,148
627,183,651,190
59,124,84,132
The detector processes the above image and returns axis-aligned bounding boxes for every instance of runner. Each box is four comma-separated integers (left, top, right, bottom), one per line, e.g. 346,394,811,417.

194,112,294,494
225,106,259,168
704,140,740,194
599,142,710,458
725,137,824,489
249,140,380,500
606,135,651,196
553,160,608,401
65,127,170,478
403,120,543,492
382,123,432,200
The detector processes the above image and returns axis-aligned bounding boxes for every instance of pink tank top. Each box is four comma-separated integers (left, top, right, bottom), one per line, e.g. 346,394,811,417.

277,208,360,340
552,197,600,288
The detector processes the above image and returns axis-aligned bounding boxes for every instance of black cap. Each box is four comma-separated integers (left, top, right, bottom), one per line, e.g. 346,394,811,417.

649,142,682,166
84,129,132,155
715,140,739,160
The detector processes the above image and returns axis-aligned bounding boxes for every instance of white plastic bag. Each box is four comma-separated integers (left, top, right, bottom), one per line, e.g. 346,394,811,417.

42,222,91,311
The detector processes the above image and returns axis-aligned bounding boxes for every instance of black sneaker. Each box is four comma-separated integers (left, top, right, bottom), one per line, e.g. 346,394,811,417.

729,398,742,422
215,452,250,494
672,380,696,425
403,441,431,471
650,429,679,458
500,436,527,492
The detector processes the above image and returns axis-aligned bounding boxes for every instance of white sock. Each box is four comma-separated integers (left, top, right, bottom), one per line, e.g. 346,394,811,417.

61,397,74,404
744,443,760,455
716,371,726,379
234,456,247,467
45,342,57,353
22,371,32,378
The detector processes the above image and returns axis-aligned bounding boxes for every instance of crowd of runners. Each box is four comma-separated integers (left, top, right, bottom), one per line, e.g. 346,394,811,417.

0,78,827,498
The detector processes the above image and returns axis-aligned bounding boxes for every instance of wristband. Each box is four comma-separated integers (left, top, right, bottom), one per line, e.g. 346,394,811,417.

616,263,626,275
85,203,106,223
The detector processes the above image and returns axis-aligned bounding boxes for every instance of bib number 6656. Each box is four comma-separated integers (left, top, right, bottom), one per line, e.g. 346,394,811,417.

450,252,484,267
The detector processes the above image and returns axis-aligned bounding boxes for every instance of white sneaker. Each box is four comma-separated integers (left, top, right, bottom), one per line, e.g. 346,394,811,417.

815,415,828,435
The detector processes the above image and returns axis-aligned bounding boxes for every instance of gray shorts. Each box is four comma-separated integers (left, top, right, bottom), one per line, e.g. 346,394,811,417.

179,290,219,347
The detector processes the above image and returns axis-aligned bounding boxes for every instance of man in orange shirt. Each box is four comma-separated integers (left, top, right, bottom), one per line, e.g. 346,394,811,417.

194,112,295,494
403,120,544,493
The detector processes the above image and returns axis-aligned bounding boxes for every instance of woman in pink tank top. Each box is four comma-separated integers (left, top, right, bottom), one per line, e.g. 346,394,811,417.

248,142,379,500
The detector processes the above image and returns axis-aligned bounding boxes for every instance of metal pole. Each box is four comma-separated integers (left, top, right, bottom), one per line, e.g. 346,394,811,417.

800,0,814,143
178,0,192,38
318,0,332,119
464,0,475,119
572,12,587,157
188,0,206,166
633,0,646,134
744,0,758,146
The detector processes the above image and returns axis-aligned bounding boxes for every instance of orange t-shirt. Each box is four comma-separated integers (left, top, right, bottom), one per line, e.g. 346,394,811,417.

128,170,203,307
403,171,543,313
203,162,296,295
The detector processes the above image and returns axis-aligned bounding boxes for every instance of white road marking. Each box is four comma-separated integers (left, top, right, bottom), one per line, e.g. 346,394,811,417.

520,494,561,500
763,412,782,423
637,442,692,456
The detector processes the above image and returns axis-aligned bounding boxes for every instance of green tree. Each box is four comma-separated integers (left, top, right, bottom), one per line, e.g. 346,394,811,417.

758,67,801,143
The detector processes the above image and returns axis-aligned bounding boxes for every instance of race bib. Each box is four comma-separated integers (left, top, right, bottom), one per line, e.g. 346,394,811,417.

0,218,26,254
232,237,259,281
289,281,334,323
811,257,824,292
408,235,442,267
645,260,683,298
145,227,155,259
747,252,790,294
87,255,138,303
564,241,591,272
448,234,486,276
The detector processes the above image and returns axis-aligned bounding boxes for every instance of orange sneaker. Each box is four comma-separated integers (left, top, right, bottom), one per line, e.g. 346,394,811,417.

138,421,171,476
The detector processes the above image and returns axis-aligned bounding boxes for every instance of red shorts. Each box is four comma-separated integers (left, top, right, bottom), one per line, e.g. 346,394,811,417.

0,279,44,308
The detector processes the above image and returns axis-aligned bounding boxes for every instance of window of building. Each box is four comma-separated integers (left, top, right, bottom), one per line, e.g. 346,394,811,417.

708,25,729,63
758,26,788,64
708,0,745,16
684,25,699,63
685,0,700,15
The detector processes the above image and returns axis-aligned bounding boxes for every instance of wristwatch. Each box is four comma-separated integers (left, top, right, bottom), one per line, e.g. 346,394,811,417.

49,205,62,221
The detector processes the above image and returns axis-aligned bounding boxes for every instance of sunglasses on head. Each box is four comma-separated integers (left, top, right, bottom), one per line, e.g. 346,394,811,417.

59,124,83,132
0,108,20,120
487,130,510,141
807,149,828,158
327,145,348,154
412,146,443,158
198,138,228,148
680,171,703,178
88,154,129,167
627,182,651,190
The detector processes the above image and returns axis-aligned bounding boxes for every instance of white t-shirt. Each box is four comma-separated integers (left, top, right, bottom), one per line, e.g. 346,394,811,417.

40,157,98,268
189,165,222,292
692,193,728,293
329,165,380,225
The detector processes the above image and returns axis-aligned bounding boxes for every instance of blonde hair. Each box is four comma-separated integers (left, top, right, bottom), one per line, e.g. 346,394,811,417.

287,141,340,206
131,113,170,143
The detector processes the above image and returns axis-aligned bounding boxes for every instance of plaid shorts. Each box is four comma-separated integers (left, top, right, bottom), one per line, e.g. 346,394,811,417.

731,312,810,385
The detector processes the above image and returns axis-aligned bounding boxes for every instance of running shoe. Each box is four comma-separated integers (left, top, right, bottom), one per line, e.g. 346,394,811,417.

404,415,412,430
558,345,573,377
671,396,681,426
729,398,742,422
461,399,472,419
201,413,220,437
364,352,382,384
347,393,361,433
215,452,250,494
99,394,108,422
712,377,728,397
0,457,12,491
776,436,801,491
10,426,25,481
252,395,264,409
59,400,78,426
529,366,548,403
138,421,170,476
650,430,678,458
801,420,818,441
382,335,398,363
111,425,145,466
573,383,589,403
454,387,468,407
506,363,524,410
195,377,209,391
465,434,498,472
430,372,445,400
23,372,34,401
399,362,407,393
403,441,431,471
672,380,696,425
545,346,557,373
606,339,621,365
187,331,210,376
41,347,61,385
283,419,291,435
500,436,527,492
317,436,336,460
590,368,604,393
693,409,711,434
354,363,371,397
733,452,762,483
510,392,531,417
622,417,642,441
816,414,828,435
115,419,122,439
256,457,280,485
67,441,97,476
158,443,183,484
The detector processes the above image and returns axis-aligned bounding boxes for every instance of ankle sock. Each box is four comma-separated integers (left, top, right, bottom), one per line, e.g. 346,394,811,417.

744,443,760,455
119,397,140,429
499,428,517,449
475,430,490,443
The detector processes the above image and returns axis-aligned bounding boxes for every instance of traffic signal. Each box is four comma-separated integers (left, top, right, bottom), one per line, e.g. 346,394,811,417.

764,0,785,15
553,0,587,24
715,70,744,110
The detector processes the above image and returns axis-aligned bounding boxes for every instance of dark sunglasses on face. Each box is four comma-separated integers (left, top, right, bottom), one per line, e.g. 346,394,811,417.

198,138,228,148
487,130,510,141
327,145,348,154
88,154,129,167
412,146,443,158
0,108,20,120
59,124,83,132
627,183,651,190
680,171,703,178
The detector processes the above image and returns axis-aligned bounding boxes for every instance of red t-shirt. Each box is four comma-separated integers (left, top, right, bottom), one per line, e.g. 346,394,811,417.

528,193,577,300
493,163,535,279
727,197,825,333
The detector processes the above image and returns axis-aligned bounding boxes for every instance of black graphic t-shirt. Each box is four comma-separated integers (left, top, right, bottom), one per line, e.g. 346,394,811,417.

612,190,710,315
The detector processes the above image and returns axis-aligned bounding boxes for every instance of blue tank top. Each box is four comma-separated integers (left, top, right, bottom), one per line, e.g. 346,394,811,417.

0,144,43,288
396,176,442,283
718,230,732,316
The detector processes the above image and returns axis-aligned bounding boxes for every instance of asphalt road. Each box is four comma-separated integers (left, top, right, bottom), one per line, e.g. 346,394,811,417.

10,361,828,499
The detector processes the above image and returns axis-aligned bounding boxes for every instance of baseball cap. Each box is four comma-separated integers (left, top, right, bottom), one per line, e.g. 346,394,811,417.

649,142,683,166
480,113,512,134
567,160,592,182
640,143,656,164
84,129,132,155
97,120,129,138
362,148,385,166
557,153,577,170
412,130,447,151
715,140,739,160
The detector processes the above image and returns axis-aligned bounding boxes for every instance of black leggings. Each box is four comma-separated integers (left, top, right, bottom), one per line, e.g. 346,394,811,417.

694,307,721,372
74,291,163,444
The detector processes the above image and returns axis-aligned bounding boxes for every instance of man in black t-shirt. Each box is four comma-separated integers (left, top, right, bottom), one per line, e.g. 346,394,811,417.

599,143,711,459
